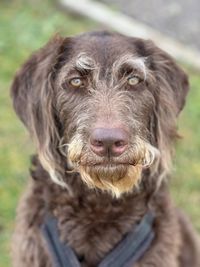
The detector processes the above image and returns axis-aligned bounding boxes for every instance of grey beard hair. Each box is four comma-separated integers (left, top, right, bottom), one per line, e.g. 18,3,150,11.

112,54,148,81
57,133,161,196
76,53,97,71
59,134,160,173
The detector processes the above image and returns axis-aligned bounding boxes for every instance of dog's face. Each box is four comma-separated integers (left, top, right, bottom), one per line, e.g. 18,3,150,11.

55,34,158,196
11,31,189,197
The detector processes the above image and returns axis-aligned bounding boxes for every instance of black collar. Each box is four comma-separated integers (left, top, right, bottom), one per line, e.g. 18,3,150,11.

41,211,155,267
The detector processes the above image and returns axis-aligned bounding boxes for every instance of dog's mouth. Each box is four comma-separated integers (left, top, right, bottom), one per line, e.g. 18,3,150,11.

77,161,143,197
66,137,159,197
79,159,139,167
67,155,144,197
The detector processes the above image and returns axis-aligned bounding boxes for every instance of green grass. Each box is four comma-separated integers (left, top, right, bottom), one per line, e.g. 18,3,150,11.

0,1,200,266
172,74,200,231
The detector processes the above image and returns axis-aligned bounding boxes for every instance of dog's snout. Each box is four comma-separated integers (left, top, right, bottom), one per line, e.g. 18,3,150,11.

90,128,129,157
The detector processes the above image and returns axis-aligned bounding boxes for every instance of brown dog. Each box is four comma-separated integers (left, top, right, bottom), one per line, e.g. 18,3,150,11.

11,31,200,267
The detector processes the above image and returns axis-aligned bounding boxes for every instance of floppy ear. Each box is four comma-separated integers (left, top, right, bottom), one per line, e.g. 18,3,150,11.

142,40,189,179
151,45,189,115
11,36,62,125
11,36,70,187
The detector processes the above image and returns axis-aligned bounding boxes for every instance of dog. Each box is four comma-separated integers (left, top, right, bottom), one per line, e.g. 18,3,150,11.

11,31,200,267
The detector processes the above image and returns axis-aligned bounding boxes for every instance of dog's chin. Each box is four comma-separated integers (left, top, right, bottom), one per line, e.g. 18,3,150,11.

78,164,143,198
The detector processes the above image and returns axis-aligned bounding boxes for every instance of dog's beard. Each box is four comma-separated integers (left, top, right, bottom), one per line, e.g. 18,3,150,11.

65,135,159,198
79,164,142,198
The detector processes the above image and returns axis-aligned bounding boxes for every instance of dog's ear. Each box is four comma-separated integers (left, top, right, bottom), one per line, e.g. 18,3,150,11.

11,35,64,127
137,39,190,178
140,40,189,116
152,46,189,115
11,36,70,187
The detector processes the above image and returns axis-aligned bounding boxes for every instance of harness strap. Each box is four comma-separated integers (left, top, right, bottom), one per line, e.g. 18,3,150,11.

41,212,155,267
99,212,155,267
41,216,80,267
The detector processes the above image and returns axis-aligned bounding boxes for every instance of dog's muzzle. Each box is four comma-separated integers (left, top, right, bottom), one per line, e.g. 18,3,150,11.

66,127,159,197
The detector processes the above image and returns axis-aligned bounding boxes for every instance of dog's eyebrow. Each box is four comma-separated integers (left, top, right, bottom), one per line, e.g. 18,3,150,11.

114,55,147,80
75,53,96,72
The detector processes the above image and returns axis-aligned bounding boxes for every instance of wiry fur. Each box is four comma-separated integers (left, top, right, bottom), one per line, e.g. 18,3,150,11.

11,31,200,267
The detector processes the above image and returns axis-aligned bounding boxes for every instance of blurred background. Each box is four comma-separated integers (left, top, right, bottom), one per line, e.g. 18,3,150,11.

0,0,199,266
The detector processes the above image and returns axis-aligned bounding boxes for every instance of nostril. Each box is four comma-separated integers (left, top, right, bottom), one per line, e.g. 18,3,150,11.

112,140,128,157
90,139,106,157
114,140,127,147
92,140,104,147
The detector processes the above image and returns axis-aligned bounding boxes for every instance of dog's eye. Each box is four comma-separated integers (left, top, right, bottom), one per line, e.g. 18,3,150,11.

127,76,141,86
69,78,84,88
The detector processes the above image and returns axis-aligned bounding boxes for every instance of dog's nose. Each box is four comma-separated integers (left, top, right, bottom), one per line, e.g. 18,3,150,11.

90,128,129,157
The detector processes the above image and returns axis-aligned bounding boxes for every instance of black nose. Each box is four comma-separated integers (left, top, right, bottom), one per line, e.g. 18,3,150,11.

90,128,129,157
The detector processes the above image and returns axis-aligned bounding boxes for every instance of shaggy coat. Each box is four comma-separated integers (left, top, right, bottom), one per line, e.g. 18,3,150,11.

11,31,200,267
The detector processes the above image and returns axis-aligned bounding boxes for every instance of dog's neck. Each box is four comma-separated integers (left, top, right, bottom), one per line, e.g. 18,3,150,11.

31,155,169,267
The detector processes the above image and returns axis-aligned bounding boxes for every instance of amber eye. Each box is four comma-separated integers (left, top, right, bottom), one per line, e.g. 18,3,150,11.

127,76,141,86
69,78,84,88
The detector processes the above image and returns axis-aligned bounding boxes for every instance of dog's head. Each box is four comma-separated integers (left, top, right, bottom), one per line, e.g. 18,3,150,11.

11,31,189,197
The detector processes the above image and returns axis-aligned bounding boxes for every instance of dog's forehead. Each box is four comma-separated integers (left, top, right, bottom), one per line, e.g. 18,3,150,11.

69,32,147,71
72,32,131,56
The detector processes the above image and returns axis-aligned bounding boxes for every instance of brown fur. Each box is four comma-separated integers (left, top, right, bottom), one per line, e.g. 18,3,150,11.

11,31,200,267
